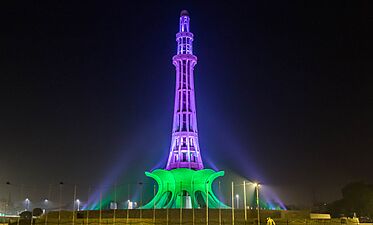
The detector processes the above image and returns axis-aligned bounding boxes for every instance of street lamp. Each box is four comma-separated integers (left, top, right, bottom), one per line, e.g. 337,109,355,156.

138,182,143,220
58,182,64,225
76,199,80,211
25,198,30,211
254,183,261,225
235,194,239,209
243,181,247,223
5,182,10,215
44,199,49,211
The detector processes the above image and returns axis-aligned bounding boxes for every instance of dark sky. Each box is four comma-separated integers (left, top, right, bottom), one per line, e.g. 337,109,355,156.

0,1,372,206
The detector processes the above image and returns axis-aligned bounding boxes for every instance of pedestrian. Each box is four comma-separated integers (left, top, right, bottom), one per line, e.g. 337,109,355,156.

267,217,276,225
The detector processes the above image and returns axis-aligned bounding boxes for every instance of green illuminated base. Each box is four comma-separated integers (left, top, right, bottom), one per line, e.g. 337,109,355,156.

142,168,229,209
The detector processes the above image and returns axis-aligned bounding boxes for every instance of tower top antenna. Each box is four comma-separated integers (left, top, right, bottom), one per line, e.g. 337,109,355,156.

180,10,189,17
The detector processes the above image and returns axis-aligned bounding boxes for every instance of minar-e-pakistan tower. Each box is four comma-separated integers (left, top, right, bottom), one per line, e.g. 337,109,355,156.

165,9,203,170
142,10,228,209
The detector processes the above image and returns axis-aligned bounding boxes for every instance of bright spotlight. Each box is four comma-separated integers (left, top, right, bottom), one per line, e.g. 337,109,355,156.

253,182,261,187
76,199,81,211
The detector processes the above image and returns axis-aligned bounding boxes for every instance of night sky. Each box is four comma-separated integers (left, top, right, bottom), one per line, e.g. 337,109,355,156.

1,1,372,206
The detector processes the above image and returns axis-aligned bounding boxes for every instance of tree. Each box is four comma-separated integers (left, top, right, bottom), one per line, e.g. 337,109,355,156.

19,211,32,220
32,208,43,217
329,182,373,217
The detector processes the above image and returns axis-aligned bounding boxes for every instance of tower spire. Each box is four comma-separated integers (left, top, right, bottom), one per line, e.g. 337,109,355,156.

165,10,204,170
179,10,190,33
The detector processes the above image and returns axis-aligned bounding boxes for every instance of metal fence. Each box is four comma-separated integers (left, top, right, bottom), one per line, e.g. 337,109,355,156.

1,214,349,225
0,181,322,225
0,181,282,214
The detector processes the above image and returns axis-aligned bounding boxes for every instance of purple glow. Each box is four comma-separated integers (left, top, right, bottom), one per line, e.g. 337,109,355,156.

203,156,220,171
165,10,204,170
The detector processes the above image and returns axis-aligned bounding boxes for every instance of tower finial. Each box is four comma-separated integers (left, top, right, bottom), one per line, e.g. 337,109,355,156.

179,10,191,33
180,10,189,17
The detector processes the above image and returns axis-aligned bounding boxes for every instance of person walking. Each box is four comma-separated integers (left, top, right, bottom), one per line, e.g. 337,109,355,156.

267,217,276,225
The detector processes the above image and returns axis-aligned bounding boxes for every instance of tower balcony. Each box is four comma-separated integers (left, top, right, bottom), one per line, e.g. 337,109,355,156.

173,146,196,151
176,109,192,113
166,162,203,170
172,131,198,136
176,32,194,39
173,54,197,62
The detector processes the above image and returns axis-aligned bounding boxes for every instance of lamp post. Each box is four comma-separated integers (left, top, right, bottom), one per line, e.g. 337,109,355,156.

126,200,130,224
231,182,234,225
58,182,64,225
44,199,49,225
235,194,239,209
139,182,143,220
243,181,247,223
44,199,48,211
254,183,260,225
76,199,80,211
5,182,10,215
25,198,30,211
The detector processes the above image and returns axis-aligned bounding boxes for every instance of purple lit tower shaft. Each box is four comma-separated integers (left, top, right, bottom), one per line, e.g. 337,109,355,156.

166,11,204,170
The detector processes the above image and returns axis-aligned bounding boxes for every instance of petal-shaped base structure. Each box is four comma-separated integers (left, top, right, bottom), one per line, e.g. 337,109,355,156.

142,168,229,209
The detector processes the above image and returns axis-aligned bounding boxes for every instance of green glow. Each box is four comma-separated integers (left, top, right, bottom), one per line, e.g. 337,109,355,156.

142,168,229,209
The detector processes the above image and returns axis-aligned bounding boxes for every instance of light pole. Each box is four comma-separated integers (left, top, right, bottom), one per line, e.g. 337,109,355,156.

139,182,143,220
25,198,30,211
5,182,10,215
76,199,80,211
231,182,234,225
44,199,49,211
58,182,63,225
254,183,260,225
44,199,49,225
126,200,130,224
243,181,247,223
235,194,239,209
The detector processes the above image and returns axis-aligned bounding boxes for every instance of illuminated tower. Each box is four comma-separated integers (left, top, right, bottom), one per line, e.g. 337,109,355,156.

166,10,204,170
143,10,227,209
